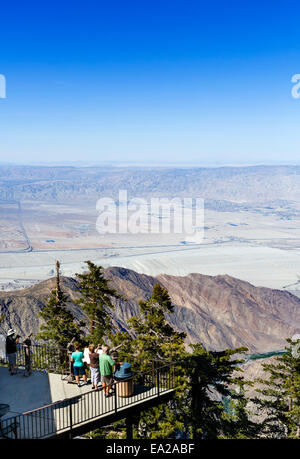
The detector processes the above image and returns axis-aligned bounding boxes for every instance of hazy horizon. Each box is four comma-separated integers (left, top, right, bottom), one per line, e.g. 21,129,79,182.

1,160,300,168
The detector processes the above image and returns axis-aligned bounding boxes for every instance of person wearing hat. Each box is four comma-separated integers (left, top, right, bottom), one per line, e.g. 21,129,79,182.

6,329,19,375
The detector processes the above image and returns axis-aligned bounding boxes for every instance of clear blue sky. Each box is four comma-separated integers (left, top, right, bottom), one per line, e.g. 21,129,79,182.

0,0,300,165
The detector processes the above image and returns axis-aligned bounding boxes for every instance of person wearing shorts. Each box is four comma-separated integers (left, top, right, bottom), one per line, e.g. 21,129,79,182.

6,329,18,375
99,346,115,397
71,343,87,388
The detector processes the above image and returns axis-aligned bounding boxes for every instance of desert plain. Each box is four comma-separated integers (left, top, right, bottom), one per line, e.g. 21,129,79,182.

0,196,299,297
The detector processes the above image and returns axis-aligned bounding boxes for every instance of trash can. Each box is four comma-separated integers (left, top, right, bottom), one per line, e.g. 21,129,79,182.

114,362,134,397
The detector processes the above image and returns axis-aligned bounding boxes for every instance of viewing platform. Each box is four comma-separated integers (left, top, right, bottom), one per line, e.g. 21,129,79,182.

0,343,179,439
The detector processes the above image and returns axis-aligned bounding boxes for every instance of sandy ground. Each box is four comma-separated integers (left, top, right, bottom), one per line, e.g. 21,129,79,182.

0,200,299,292
0,243,299,292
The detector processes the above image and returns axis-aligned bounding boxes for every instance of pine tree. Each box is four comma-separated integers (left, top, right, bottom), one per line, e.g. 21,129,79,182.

125,283,186,371
111,284,258,439
253,338,300,438
75,261,122,345
182,343,258,439
100,283,259,439
37,261,83,347
222,384,261,438
110,283,187,438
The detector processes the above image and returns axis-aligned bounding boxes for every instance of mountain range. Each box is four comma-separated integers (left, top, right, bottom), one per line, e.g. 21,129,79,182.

1,267,299,353
0,164,299,203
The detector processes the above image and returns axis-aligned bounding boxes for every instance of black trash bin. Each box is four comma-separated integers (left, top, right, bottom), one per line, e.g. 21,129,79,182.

114,362,134,397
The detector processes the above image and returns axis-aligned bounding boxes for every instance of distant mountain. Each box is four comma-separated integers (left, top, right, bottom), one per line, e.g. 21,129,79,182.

0,164,299,203
1,267,299,353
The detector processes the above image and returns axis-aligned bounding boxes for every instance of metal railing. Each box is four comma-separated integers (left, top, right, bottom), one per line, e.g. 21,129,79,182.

0,340,165,376
0,343,70,375
1,343,159,377
0,362,179,439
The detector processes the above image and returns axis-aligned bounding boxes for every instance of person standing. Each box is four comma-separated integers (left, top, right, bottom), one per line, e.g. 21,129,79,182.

66,338,76,382
99,346,115,397
88,344,100,390
71,343,87,388
23,334,32,377
96,343,104,356
5,329,18,375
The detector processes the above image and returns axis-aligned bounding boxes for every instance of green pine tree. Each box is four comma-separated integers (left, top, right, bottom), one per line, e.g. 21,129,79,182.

182,343,259,439
220,377,261,438
111,283,187,439
96,283,260,440
75,261,122,345
111,284,259,439
126,283,186,371
253,338,300,438
37,261,83,347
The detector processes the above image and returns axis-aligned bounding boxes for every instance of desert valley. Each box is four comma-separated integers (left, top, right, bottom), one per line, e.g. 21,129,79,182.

0,164,299,298
1,164,300,354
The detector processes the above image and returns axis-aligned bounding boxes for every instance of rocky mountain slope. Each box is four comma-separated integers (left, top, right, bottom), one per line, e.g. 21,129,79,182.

1,267,299,353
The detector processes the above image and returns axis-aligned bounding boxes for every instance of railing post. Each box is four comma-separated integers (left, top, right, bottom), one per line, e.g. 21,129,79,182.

152,359,155,385
69,400,73,439
14,417,18,439
114,382,118,414
156,368,160,397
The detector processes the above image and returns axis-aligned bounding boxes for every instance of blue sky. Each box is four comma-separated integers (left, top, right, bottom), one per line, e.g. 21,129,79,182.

0,0,300,165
